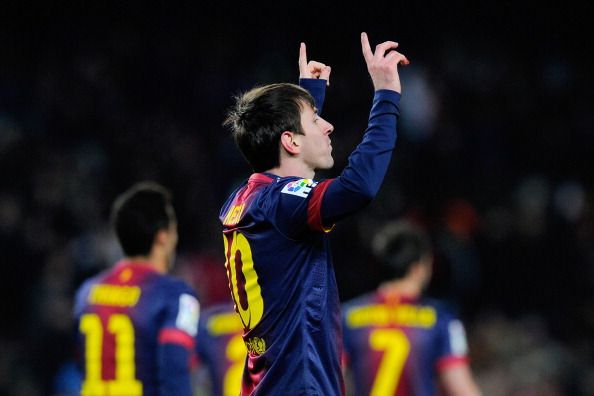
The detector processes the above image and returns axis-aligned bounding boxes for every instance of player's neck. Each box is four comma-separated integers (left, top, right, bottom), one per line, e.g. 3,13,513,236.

267,159,315,179
378,278,423,300
125,254,168,274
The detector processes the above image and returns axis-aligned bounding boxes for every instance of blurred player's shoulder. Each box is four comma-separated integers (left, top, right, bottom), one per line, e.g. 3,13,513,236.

199,302,242,336
342,291,377,310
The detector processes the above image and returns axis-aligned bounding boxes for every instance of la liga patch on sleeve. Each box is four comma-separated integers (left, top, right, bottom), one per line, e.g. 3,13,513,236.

448,319,469,356
281,179,318,198
175,293,200,336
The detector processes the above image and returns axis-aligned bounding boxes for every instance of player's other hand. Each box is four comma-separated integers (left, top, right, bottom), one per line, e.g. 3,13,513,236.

360,32,409,93
299,42,331,86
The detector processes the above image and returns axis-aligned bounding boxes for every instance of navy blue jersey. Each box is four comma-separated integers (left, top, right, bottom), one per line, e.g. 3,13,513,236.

220,79,401,395
73,261,200,396
342,292,469,396
196,302,245,396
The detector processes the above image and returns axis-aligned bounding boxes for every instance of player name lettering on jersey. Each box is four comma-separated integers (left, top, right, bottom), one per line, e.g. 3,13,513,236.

346,303,437,328
223,203,246,226
88,284,141,307
280,179,318,198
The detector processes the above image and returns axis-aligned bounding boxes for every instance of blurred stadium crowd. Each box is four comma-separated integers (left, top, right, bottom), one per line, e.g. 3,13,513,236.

1,3,593,395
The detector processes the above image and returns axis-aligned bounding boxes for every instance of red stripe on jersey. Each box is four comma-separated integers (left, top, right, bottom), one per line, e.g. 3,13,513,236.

240,173,274,203
158,328,195,350
223,173,273,227
190,353,199,369
307,179,334,232
435,355,468,372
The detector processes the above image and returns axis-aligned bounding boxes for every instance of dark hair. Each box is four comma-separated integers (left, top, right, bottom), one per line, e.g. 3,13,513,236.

110,182,176,257
223,83,316,173
372,220,432,280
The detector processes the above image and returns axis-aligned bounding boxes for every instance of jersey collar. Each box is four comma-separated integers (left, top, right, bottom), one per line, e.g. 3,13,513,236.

249,173,277,184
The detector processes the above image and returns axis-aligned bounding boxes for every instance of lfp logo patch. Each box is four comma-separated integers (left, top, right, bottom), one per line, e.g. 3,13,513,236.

281,179,318,198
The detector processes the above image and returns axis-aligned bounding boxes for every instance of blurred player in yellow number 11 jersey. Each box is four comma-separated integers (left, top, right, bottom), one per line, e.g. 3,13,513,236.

73,182,200,396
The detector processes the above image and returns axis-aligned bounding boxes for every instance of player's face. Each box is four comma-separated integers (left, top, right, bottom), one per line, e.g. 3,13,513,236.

165,221,178,270
298,102,334,170
419,255,433,290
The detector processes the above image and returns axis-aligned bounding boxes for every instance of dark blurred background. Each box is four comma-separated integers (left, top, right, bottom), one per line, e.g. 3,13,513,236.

1,2,593,395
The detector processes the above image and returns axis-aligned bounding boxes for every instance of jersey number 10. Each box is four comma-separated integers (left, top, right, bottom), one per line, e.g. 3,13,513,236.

223,231,264,331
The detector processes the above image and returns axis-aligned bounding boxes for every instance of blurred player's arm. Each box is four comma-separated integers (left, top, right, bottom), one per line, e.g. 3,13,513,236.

157,291,200,396
340,352,356,396
436,316,482,396
158,343,195,396
438,364,482,396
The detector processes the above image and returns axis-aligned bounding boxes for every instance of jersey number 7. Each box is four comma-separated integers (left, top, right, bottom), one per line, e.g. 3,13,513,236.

369,328,411,396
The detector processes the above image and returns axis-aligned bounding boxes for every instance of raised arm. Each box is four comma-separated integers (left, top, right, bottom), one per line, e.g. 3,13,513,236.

299,42,332,84
360,32,409,92
315,33,409,227
298,42,331,115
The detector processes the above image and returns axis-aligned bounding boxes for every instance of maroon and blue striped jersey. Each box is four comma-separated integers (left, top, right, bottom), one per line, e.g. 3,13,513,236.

196,302,245,396
73,260,200,396
341,292,470,396
219,79,402,395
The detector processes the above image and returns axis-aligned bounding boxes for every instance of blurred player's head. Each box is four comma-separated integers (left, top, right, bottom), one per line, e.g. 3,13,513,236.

224,83,320,173
372,220,433,284
111,182,178,270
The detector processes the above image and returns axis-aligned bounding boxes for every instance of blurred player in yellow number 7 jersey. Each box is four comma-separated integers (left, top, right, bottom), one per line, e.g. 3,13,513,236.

341,220,482,396
73,182,200,396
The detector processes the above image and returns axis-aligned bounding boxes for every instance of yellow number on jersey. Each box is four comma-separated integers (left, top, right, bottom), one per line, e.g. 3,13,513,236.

79,313,142,396
369,328,411,396
223,231,264,331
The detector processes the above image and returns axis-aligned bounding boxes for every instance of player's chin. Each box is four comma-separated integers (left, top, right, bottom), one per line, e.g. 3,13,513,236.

319,157,334,170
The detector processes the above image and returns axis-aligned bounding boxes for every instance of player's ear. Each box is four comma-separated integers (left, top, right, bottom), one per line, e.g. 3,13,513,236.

280,131,300,155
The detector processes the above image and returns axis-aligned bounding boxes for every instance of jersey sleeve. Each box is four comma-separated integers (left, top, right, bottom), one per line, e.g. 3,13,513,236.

157,285,200,349
265,89,400,235
435,308,470,372
157,344,195,396
73,279,93,319
263,177,335,237
320,90,401,226
299,78,326,114
156,282,201,396
196,310,209,359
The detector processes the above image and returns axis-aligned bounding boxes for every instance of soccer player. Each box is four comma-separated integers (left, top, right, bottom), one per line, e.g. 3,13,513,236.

341,220,482,396
73,182,200,396
220,33,409,395
196,301,245,396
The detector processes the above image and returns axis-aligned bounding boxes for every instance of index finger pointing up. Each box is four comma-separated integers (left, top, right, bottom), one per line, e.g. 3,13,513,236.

299,42,308,74
360,32,373,63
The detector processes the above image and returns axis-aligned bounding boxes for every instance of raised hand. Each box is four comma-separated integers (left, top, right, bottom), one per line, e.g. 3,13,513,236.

298,42,332,85
360,32,409,93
